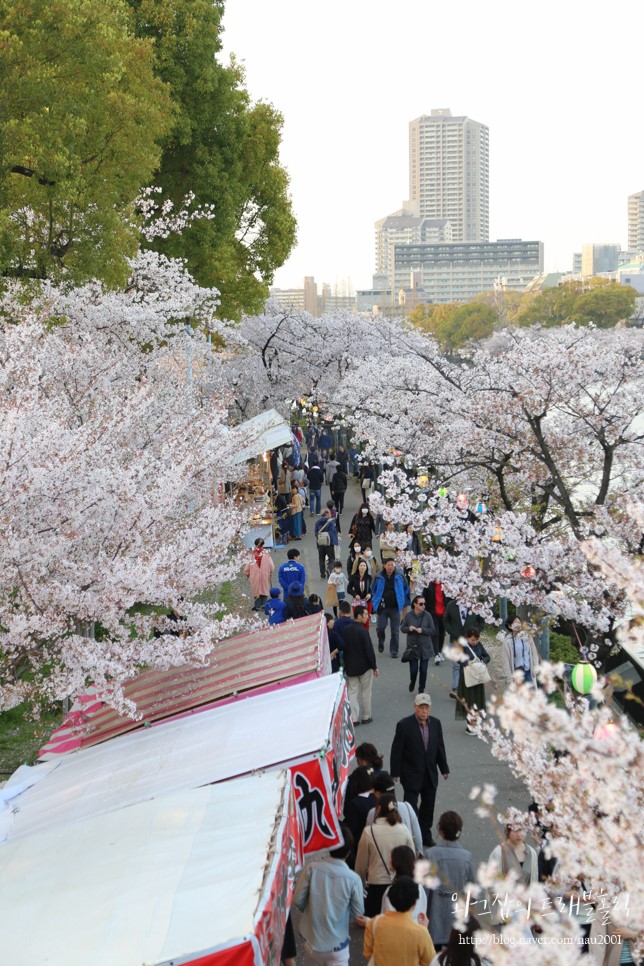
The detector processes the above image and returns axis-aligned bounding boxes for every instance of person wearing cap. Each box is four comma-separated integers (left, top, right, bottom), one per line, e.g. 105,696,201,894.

365,772,424,857
284,582,313,620
390,693,450,849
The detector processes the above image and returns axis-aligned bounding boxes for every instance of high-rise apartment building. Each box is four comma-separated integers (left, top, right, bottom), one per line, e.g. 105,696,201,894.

628,190,644,252
375,207,452,275
408,109,489,242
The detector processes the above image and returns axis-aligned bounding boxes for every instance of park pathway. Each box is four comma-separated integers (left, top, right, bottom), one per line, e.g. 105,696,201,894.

272,467,529,963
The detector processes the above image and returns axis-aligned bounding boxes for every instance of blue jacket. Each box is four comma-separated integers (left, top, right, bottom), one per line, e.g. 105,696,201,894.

264,598,287,625
315,515,339,546
371,571,408,612
278,559,307,594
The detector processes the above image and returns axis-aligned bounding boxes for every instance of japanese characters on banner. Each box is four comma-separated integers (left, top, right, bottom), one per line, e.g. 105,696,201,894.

291,682,355,854
254,785,302,966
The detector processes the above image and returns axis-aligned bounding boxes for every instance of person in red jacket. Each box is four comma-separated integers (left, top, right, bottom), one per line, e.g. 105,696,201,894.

423,582,446,665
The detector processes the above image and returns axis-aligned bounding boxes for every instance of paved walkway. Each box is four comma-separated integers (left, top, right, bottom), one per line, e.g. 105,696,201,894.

272,470,528,962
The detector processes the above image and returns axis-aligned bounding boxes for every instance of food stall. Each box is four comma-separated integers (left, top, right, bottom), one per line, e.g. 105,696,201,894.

0,770,301,966
5,673,354,855
225,408,293,549
39,613,330,760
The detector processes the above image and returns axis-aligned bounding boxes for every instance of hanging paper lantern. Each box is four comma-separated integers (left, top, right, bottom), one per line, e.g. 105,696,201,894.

571,663,597,694
477,502,487,514
438,486,447,498
521,565,536,579
312,405,318,412
593,722,618,743
418,475,429,488
492,526,502,542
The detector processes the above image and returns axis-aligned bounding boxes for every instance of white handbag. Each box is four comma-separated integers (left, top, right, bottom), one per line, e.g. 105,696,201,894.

463,645,492,687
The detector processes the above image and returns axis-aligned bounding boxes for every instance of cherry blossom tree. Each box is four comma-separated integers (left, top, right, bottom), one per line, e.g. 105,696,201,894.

332,324,642,651
0,249,255,713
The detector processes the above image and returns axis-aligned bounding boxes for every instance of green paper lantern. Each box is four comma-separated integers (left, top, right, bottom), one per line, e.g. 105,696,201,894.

571,662,597,694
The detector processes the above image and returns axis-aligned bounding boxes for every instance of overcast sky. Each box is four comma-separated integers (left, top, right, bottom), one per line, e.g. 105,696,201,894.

221,0,642,291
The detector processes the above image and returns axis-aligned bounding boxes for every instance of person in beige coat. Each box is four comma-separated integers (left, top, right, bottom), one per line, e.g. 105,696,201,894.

498,616,540,685
355,793,414,917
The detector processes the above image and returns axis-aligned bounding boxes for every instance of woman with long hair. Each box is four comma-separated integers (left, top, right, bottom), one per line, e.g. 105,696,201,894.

355,793,414,917
430,916,483,966
347,559,373,615
284,582,312,621
349,502,376,550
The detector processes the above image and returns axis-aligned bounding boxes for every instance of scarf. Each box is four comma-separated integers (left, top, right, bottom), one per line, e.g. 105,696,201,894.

252,547,265,568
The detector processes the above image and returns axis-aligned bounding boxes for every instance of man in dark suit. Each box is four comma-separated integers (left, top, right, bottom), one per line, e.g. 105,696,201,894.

390,693,449,848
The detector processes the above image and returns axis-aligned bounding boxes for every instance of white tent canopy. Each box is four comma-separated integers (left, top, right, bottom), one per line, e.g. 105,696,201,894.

0,673,344,845
227,407,292,465
0,772,290,966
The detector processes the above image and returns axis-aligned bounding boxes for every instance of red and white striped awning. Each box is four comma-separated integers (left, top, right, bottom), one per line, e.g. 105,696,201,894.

39,614,330,760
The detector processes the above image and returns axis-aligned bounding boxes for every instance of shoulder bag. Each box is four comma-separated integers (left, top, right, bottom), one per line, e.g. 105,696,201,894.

463,644,492,687
370,827,394,881
316,518,332,546
401,618,420,663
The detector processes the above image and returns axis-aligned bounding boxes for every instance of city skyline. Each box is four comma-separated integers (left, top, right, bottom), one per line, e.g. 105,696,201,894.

221,0,642,292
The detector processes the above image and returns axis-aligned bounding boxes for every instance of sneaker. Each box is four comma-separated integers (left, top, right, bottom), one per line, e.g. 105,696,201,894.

408,681,416,692
449,691,458,700
465,726,477,735
434,655,441,665
390,652,398,659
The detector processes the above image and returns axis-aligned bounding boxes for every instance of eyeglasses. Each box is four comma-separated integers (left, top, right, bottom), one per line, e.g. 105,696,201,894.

415,601,426,606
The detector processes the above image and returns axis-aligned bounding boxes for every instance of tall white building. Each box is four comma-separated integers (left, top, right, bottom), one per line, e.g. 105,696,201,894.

375,207,452,275
408,109,489,242
628,190,644,252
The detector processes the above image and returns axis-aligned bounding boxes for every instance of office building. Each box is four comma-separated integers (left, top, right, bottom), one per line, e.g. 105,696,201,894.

572,253,582,274
581,244,621,277
375,208,453,275
628,190,644,252
391,239,543,304
408,109,489,242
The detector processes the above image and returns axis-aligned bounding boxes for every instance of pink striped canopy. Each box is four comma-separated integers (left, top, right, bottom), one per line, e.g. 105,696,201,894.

39,614,329,760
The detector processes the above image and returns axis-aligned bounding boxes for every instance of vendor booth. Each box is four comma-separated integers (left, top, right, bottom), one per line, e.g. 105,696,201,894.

226,408,292,549
3,673,354,855
0,771,301,966
39,613,330,760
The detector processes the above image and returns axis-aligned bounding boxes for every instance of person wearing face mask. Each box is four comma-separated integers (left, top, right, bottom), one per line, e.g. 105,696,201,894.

351,545,379,581
349,502,376,550
498,616,540,685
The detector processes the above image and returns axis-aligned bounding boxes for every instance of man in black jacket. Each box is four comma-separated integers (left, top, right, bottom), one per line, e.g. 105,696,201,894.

337,605,379,726
390,693,450,848
306,461,324,517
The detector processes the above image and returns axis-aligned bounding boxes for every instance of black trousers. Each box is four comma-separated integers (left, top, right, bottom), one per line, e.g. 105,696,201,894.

332,490,345,514
403,775,437,846
318,543,335,577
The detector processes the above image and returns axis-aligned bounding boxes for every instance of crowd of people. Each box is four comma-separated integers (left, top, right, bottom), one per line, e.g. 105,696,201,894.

242,423,610,966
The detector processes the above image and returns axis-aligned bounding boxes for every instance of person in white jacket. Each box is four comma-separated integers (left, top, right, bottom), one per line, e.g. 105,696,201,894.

365,772,423,856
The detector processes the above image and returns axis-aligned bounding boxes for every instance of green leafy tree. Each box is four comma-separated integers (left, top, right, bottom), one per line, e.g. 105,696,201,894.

571,284,637,327
130,0,297,320
0,0,173,285
515,280,636,330
409,301,497,350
